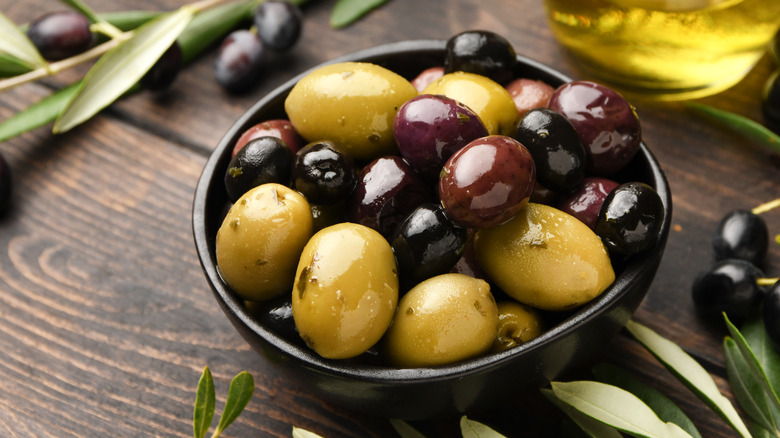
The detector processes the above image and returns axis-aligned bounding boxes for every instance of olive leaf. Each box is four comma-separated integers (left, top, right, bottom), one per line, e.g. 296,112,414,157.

389,419,428,438
0,82,83,143
0,11,47,69
741,310,780,392
292,427,326,437
591,363,702,438
724,337,780,434
59,0,104,26
460,416,507,438
213,371,254,436
551,381,693,438
53,7,194,133
625,320,752,438
541,388,623,438
686,102,780,155
193,366,216,438
177,0,256,64
0,53,33,78
330,0,388,29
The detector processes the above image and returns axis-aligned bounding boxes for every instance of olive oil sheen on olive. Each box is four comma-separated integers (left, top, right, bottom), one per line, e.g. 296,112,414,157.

543,0,780,99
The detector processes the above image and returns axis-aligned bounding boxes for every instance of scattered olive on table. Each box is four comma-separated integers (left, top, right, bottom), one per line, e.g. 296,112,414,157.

26,10,94,61
214,30,669,368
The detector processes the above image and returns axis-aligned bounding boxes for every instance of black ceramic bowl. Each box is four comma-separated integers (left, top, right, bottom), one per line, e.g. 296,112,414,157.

192,40,672,420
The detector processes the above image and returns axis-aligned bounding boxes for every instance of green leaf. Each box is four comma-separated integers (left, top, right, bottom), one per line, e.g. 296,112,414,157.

625,320,752,438
292,427,325,438
686,101,780,155
0,53,33,78
53,7,194,133
541,388,623,438
724,337,780,434
591,363,702,438
0,82,80,142
550,381,692,438
213,371,254,436
0,11,47,69
389,419,428,438
330,0,388,29
99,10,163,32
742,311,780,393
193,367,216,438
460,416,507,438
59,0,103,25
177,0,255,64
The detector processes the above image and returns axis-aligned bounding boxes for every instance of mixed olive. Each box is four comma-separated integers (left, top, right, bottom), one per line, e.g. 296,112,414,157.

214,30,667,367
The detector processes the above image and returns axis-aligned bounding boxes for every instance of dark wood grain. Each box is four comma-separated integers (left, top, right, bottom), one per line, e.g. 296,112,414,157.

1,0,778,437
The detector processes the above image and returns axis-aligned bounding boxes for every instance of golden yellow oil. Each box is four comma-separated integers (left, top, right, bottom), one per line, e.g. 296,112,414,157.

543,0,780,99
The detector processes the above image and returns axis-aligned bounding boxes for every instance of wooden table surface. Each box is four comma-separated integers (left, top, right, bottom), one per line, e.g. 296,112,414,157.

1,0,778,436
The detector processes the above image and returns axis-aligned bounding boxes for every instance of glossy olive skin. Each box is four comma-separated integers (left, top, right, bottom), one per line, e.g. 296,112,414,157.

763,281,780,351
245,295,299,346
557,177,619,230
348,156,433,238
505,78,555,118
391,203,469,290
475,203,615,311
27,11,94,60
140,42,182,91
383,273,498,367
514,108,587,193
444,30,516,85
393,94,488,179
712,209,769,266
232,119,305,157
492,301,544,352
224,137,294,202
216,184,313,301
692,259,765,324
439,135,535,229
254,0,303,52
595,182,665,257
215,30,265,92
292,223,398,359
411,66,444,92
293,141,357,205
548,81,641,176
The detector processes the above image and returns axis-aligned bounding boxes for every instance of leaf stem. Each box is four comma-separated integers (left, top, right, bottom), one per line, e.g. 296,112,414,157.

753,198,780,215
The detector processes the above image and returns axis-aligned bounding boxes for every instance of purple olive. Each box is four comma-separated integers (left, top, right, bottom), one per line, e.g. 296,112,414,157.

439,135,535,229
348,156,433,238
215,29,265,92
548,81,641,176
557,177,619,229
27,10,94,61
393,94,489,180
254,0,303,52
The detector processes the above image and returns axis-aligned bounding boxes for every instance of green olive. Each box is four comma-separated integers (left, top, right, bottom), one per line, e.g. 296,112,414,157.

284,62,418,161
216,183,313,301
474,203,615,311
383,273,498,368
492,301,544,352
422,71,518,136
292,222,398,359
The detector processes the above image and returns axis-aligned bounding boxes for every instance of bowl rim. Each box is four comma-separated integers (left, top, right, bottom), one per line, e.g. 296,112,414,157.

192,39,673,384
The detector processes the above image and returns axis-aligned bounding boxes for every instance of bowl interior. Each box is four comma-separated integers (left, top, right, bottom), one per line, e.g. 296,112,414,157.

192,40,672,384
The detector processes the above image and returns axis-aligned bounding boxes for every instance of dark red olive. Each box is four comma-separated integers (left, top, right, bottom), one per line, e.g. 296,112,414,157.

393,94,488,180
391,203,469,290
293,140,356,205
444,30,516,85
712,209,769,267
140,42,182,91
27,10,94,61
254,0,303,52
557,177,619,230
548,81,641,176
514,108,587,193
692,259,764,324
411,66,444,92
215,29,265,92
348,156,433,239
232,119,305,157
505,78,555,118
439,135,535,229
594,182,664,256
224,136,294,202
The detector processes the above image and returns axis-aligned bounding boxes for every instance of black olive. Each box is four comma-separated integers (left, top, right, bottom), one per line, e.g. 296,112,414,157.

692,259,765,324
444,30,516,85
224,136,294,202
514,108,587,193
140,42,182,91
391,203,469,291
594,182,665,257
763,280,780,351
712,209,769,267
292,140,356,205
254,0,303,52
215,29,265,92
